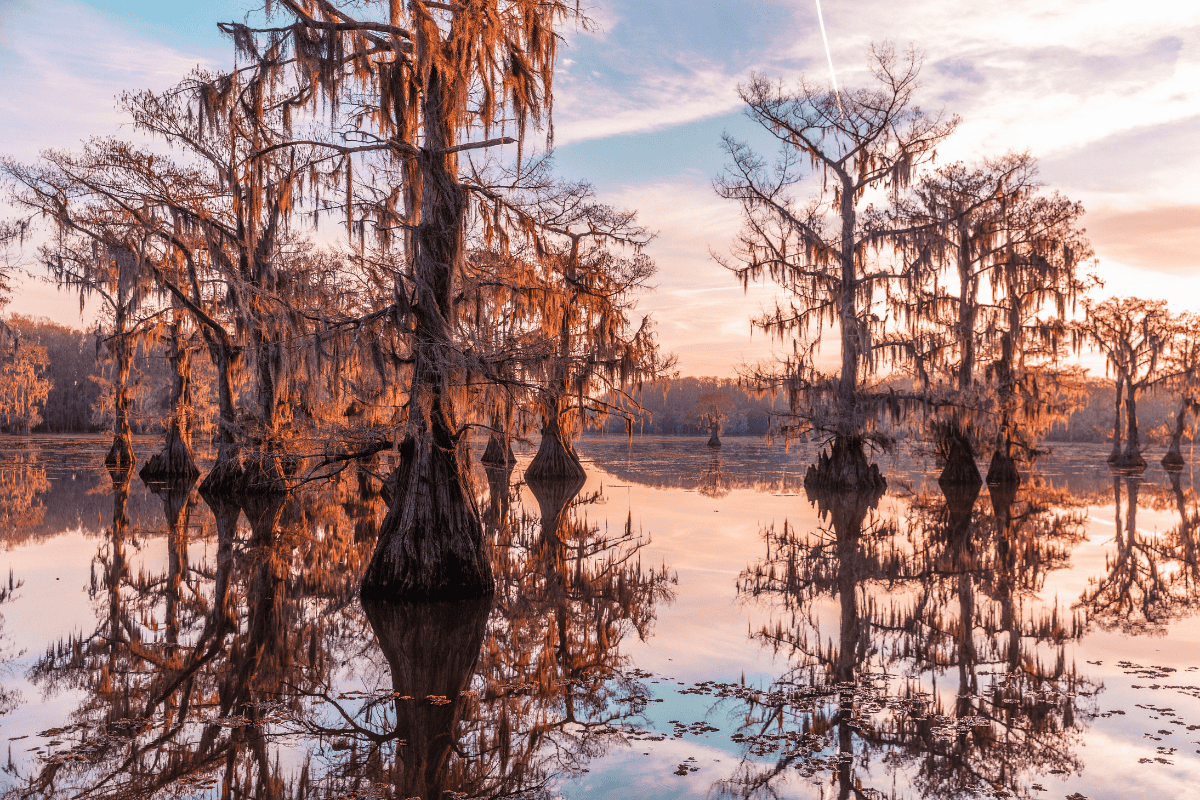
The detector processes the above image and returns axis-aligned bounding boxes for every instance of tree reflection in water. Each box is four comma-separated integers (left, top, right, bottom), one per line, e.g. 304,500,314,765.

724,476,1097,799
2,464,674,799
698,454,732,499
1077,470,1200,634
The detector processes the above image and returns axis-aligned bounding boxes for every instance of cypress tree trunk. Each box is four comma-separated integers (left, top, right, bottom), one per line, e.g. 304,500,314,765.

362,597,491,800
361,385,493,600
480,430,516,466
937,423,982,487
142,325,199,480
360,52,494,600
105,339,136,469
804,435,886,494
1115,379,1147,469
985,435,1021,487
706,420,722,448
526,411,586,483
1162,398,1191,470
1108,374,1124,463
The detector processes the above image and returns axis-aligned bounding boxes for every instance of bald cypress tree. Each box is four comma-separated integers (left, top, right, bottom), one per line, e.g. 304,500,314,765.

211,0,608,598
716,45,957,491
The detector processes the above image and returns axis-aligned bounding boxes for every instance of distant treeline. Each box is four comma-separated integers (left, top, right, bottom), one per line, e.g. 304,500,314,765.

2,315,217,435
1045,380,1189,445
588,375,1195,446
589,377,780,436
3,321,1192,449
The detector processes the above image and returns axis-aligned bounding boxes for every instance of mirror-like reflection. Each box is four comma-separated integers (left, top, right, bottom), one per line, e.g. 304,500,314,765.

723,479,1097,799
0,444,676,799
1,437,1200,799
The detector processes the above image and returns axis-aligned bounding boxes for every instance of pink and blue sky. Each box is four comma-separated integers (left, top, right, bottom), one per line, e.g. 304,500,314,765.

2,0,1198,376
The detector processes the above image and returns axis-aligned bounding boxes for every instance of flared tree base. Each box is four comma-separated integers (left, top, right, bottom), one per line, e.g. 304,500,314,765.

1162,446,1185,471
985,449,1021,487
937,429,982,487
199,448,292,496
105,435,136,470
480,432,516,466
361,435,495,601
525,430,587,483
1111,447,1148,472
803,436,886,494
139,430,199,482
707,432,722,448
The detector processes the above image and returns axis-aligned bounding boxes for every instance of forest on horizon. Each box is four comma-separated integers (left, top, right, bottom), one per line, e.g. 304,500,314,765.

1,311,1190,449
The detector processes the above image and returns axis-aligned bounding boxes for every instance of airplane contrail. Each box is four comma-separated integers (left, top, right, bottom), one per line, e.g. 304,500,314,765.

814,0,845,117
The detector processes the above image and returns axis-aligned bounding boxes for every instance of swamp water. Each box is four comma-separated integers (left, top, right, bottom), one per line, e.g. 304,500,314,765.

1,435,1199,799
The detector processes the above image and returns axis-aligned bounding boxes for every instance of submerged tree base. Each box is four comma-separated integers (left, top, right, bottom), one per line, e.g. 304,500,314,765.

985,448,1021,487
1112,447,1148,471
707,432,722,448
105,435,136,470
1162,449,1186,471
139,430,199,482
803,436,886,494
480,432,516,466
937,427,982,487
525,428,586,483
199,448,293,495
361,433,495,601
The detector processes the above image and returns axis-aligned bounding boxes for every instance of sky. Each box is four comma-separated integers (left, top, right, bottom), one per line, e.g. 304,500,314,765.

1,0,1198,377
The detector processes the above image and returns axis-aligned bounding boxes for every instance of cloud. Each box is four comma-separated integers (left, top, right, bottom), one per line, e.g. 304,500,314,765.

552,0,816,145
1040,115,1200,205
0,0,215,161
1086,205,1200,276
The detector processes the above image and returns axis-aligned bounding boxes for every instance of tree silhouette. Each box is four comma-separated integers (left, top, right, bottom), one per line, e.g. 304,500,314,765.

716,44,957,490
693,391,735,448
1080,297,1179,470
891,153,1091,487
1160,313,1200,470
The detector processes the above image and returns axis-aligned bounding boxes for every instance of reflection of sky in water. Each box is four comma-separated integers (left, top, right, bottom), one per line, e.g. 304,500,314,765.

1,435,1199,797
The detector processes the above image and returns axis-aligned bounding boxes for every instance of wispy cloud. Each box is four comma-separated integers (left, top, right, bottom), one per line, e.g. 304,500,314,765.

0,0,215,161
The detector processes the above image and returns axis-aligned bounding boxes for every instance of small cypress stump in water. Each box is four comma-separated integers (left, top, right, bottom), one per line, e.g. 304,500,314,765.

105,434,137,470
1111,446,1147,472
803,436,886,494
199,447,293,495
937,428,982,487
707,428,722,449
480,431,516,466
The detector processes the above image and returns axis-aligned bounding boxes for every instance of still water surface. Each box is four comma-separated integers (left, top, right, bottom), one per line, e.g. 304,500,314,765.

1,435,1199,799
